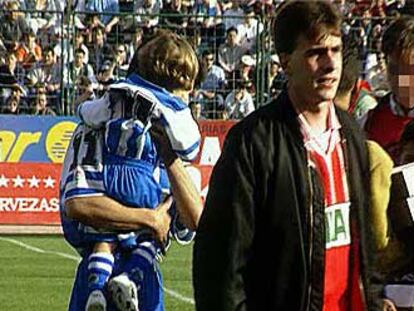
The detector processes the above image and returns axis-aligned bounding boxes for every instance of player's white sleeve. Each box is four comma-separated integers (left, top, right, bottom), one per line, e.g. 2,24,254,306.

159,107,201,161
77,93,112,129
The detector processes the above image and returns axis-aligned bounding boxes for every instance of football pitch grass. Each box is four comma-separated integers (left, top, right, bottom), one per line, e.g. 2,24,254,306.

0,235,195,311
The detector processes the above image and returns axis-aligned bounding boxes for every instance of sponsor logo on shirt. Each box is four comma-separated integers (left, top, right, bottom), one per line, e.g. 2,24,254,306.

325,202,351,249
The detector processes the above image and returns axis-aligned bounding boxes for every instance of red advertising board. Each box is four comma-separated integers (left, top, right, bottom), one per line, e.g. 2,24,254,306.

0,118,236,226
0,163,62,224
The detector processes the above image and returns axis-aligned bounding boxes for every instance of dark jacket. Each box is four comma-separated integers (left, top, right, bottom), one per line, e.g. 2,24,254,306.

193,91,383,311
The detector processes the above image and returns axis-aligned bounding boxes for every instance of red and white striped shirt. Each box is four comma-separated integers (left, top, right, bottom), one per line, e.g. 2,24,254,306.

298,103,362,311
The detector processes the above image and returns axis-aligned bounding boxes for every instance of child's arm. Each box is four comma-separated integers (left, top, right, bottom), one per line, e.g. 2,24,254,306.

151,123,202,230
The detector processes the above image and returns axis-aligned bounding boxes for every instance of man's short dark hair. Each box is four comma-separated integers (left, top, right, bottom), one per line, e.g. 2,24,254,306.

381,16,414,59
43,46,55,55
272,0,342,55
226,26,238,35
74,48,85,56
202,49,214,58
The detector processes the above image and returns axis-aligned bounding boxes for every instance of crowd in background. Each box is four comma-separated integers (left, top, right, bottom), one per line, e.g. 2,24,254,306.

0,0,413,119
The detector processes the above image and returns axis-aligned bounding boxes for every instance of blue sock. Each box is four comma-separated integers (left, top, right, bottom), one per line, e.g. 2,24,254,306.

87,252,114,293
124,242,158,287
123,242,163,310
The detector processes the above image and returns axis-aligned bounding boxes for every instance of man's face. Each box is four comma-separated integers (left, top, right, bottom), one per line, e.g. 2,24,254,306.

75,33,84,46
36,94,47,109
244,12,254,25
44,51,55,65
387,48,414,110
74,52,84,67
95,30,104,45
117,46,127,63
227,30,238,46
203,54,214,70
270,62,280,75
285,32,342,108
9,4,19,21
9,96,19,112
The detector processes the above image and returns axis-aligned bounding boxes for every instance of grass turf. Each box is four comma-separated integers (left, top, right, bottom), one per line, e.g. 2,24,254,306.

0,235,195,311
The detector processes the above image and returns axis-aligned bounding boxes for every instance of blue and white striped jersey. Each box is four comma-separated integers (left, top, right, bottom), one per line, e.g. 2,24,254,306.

59,123,173,251
77,73,201,164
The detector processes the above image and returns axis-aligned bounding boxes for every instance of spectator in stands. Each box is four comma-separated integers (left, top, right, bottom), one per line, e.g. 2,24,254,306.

96,60,116,96
85,0,120,35
191,0,224,46
267,54,286,99
335,42,378,127
0,0,30,51
218,27,245,79
365,16,414,164
195,49,226,119
189,101,203,120
73,31,89,64
0,86,26,114
236,54,256,95
349,6,374,65
366,53,390,97
252,0,274,21
161,0,188,31
135,0,162,31
0,53,25,105
88,26,112,73
187,28,203,55
236,5,263,53
104,44,129,80
84,14,106,41
125,27,144,60
222,0,244,32
32,87,56,115
224,77,254,119
25,0,58,39
65,48,96,90
15,30,42,69
73,75,95,111
27,47,62,114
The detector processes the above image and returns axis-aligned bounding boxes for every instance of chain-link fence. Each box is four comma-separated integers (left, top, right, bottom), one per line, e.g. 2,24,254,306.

0,6,398,118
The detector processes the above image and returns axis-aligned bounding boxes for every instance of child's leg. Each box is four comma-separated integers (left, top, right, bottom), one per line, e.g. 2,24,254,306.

124,242,164,311
87,242,116,293
86,242,116,310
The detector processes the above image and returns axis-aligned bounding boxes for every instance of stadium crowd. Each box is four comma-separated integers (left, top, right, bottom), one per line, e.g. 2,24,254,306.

0,0,413,119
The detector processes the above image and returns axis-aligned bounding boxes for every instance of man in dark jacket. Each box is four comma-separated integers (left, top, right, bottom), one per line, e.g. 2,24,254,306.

193,1,383,310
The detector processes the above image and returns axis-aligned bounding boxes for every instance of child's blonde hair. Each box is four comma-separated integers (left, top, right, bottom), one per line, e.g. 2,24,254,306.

128,29,199,92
